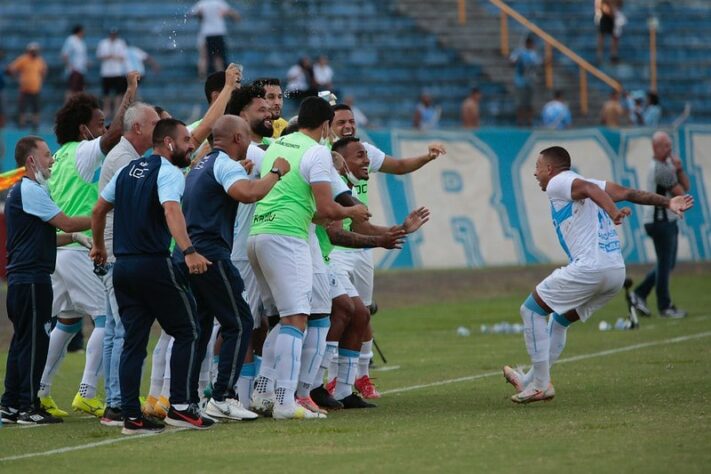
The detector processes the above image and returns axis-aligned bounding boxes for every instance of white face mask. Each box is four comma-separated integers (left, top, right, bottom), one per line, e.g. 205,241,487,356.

345,168,360,186
30,158,51,191
83,125,95,141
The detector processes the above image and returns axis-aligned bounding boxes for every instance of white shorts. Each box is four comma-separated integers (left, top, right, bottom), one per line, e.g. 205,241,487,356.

247,234,312,317
234,259,264,329
328,250,359,299
51,248,107,318
311,272,332,314
351,249,374,306
536,264,626,322
328,266,347,299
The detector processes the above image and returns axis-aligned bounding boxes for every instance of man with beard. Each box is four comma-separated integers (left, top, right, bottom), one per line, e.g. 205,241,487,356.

253,78,287,139
327,104,445,399
90,119,214,434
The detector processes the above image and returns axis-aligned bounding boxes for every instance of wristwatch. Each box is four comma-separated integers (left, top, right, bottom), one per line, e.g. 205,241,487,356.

270,167,283,179
183,246,196,256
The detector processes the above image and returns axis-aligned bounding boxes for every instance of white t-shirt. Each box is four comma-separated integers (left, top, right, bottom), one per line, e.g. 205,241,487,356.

313,63,333,87
300,145,332,184
191,0,230,37
232,143,266,262
97,38,127,77
546,171,624,270
125,46,148,76
76,137,105,183
286,65,308,92
362,142,386,173
61,34,88,74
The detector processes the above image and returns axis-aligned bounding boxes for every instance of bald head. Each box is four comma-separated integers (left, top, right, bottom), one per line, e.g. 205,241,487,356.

652,131,672,161
212,115,251,161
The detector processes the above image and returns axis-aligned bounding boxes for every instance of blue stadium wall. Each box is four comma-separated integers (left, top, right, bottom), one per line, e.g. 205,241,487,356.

2,125,710,269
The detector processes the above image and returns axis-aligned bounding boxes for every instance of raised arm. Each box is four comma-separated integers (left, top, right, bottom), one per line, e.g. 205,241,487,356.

100,71,140,155
190,64,241,147
378,143,446,175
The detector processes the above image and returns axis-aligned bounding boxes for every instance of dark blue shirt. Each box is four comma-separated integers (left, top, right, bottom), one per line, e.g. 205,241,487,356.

101,155,184,257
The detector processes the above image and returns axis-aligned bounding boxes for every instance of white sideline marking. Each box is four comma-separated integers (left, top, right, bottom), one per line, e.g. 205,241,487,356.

373,365,401,372
0,428,187,462
381,331,711,395
2,331,710,463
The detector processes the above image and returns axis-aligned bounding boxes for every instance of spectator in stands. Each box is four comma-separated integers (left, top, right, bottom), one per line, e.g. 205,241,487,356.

97,29,128,118
595,0,620,63
600,89,626,127
541,90,572,130
313,55,334,92
413,92,441,130
61,25,89,102
344,95,369,128
643,91,661,127
124,42,160,84
628,90,646,126
510,36,541,126
190,0,240,75
5,43,47,131
460,87,482,128
286,57,316,108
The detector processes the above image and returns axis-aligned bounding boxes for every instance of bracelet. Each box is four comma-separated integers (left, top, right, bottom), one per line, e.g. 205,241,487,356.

183,245,196,256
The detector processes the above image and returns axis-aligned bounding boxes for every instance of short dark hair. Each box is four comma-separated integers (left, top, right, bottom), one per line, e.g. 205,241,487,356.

226,85,266,116
204,71,225,104
332,137,360,156
253,77,281,88
154,105,167,116
553,89,564,100
647,91,660,106
54,93,101,145
152,118,186,146
15,136,44,167
298,97,334,129
72,24,83,35
332,103,352,114
540,146,571,170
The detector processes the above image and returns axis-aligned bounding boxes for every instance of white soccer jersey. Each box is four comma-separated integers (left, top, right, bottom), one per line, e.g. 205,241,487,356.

231,143,266,262
546,171,625,270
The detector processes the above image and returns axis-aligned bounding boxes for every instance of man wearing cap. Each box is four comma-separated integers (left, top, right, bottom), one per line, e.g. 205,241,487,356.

5,43,47,131
97,29,128,118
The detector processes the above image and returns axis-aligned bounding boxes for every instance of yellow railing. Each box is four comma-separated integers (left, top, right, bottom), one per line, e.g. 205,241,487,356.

458,0,623,114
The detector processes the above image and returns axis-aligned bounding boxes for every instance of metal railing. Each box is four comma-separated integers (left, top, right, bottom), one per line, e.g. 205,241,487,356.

457,0,623,114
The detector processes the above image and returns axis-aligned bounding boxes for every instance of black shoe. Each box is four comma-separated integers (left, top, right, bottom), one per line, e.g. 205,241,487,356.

338,393,377,409
660,305,687,319
17,407,63,425
122,415,165,435
310,385,344,410
100,406,124,427
165,403,215,430
1,405,19,424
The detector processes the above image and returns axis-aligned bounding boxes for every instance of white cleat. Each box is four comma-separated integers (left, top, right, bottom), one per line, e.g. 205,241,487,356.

250,392,275,416
272,404,324,420
204,398,259,421
511,383,556,404
503,365,525,393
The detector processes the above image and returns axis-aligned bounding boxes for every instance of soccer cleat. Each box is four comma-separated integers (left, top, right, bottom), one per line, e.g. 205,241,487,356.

1,405,19,424
503,366,525,393
338,393,377,409
152,395,170,419
325,378,337,395
204,398,258,421
100,406,124,427
296,395,328,416
250,391,275,416
660,305,687,319
72,392,105,417
310,385,344,410
122,415,165,435
40,396,69,417
17,407,63,425
511,384,556,404
165,404,215,430
629,292,652,317
354,375,381,399
272,404,324,420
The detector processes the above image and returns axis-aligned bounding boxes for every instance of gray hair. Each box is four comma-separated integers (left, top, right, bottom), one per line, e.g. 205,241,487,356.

123,102,154,134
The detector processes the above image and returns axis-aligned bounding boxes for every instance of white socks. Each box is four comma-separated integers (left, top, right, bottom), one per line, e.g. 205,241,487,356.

235,362,255,405
333,348,359,401
149,331,171,397
297,317,329,398
520,297,550,390
357,339,373,378
314,341,338,388
38,319,82,397
273,325,304,408
79,316,105,399
548,313,570,367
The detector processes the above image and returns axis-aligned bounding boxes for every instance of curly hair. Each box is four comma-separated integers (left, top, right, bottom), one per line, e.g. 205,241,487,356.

54,93,101,145
226,85,266,116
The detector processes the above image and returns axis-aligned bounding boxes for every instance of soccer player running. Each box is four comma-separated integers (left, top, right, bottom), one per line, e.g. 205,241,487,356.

329,104,445,399
248,97,369,419
503,146,693,403
91,119,214,434
1,137,91,425
181,114,290,421
39,72,139,419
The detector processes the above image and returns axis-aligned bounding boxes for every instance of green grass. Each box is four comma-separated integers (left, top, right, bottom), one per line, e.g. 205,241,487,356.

0,271,710,473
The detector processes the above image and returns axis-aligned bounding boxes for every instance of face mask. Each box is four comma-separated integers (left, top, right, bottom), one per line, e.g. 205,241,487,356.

84,125,95,140
30,158,50,191
345,168,360,186
319,124,330,146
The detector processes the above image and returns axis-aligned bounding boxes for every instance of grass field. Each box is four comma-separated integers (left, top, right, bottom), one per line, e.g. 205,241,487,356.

0,266,710,473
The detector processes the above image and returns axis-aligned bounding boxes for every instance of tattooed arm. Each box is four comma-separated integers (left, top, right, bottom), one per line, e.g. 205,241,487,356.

605,182,694,217
325,221,405,250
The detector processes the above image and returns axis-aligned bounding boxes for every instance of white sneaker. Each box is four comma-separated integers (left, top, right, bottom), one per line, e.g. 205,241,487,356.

226,398,259,420
503,366,525,393
272,403,323,420
250,391,275,416
511,383,556,404
205,398,257,421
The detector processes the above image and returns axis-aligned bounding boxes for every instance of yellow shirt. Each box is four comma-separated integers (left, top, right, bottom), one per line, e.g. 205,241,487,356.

271,117,288,138
8,54,47,94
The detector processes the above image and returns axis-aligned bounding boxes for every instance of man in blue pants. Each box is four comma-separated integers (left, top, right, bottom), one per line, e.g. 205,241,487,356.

91,118,214,434
1,136,91,425
180,115,289,420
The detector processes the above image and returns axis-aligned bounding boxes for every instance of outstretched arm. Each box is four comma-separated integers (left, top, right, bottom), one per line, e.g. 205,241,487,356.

378,144,447,175
604,181,694,217
325,221,405,250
